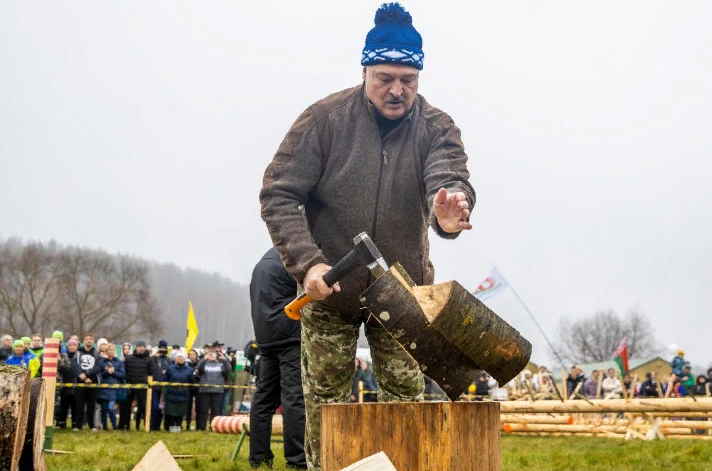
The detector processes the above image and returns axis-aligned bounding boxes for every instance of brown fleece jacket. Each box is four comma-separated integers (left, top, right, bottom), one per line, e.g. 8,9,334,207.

260,84,475,315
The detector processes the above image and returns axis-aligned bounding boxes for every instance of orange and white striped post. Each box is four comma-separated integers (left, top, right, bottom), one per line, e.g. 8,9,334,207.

42,337,61,448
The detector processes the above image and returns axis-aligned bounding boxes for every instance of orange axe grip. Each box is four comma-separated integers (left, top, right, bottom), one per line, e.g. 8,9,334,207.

284,293,312,320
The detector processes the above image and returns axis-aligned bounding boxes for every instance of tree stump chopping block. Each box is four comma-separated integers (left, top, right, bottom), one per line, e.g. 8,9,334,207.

321,402,501,471
361,263,531,389
0,365,32,471
360,264,480,400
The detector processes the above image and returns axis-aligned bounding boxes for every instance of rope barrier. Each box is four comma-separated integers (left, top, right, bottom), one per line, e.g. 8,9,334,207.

57,382,256,389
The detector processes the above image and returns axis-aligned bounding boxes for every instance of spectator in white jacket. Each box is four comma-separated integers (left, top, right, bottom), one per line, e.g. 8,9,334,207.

602,368,623,399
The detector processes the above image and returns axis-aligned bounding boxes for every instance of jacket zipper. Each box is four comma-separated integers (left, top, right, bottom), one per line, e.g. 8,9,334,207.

366,143,387,288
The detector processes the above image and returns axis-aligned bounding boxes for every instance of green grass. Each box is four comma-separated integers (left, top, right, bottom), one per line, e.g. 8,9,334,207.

45,431,712,470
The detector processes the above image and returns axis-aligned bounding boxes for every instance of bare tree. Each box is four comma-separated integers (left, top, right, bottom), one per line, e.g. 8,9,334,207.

0,238,62,337
56,247,163,340
551,307,661,368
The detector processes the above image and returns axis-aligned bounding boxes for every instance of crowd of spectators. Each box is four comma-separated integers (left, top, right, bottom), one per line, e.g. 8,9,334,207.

0,331,245,432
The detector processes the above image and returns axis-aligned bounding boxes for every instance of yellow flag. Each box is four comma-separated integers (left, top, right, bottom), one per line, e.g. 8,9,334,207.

185,301,199,352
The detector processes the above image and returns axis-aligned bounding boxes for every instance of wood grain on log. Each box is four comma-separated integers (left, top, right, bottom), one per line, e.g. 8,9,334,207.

360,264,481,400
19,379,46,471
414,282,532,385
500,398,712,414
321,402,500,471
0,365,32,471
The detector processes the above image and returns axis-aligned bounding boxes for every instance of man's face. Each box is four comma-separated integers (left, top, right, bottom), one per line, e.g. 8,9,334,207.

70,335,78,343
592,370,598,380
2,336,11,348
176,356,185,365
651,372,657,380
84,336,94,348
608,369,615,378
135,345,145,355
31,336,42,348
363,64,419,120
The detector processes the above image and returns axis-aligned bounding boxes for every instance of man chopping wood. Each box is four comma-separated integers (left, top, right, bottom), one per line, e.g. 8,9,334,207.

259,3,474,469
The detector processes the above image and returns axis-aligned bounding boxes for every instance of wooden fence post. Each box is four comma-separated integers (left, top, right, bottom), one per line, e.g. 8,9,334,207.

42,337,60,449
358,381,364,404
145,376,153,432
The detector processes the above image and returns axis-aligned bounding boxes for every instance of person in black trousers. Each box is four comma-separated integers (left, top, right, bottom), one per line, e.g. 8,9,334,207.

185,349,200,430
195,351,231,430
120,340,152,430
72,333,102,430
249,248,306,470
56,339,79,428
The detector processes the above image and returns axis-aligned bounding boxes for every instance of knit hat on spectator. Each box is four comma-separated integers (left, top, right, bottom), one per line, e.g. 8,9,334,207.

175,349,187,361
135,340,147,348
13,340,24,348
52,331,64,341
22,336,31,344
361,3,424,70
158,339,168,349
97,338,108,347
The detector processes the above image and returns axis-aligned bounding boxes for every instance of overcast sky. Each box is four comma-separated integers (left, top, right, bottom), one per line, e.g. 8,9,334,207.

1,1,710,368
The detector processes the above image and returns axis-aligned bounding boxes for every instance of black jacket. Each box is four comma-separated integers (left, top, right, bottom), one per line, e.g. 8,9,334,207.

72,346,102,382
250,248,300,348
152,354,173,390
640,379,660,397
566,374,586,398
124,350,153,384
59,350,79,383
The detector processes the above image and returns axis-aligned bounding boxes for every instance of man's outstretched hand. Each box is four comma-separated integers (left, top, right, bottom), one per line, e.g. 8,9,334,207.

433,188,472,233
304,263,341,301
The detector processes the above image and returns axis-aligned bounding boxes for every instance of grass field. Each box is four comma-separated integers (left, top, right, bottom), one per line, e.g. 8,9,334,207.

45,429,712,470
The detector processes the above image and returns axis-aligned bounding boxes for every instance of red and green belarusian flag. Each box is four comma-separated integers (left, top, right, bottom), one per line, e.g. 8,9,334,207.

612,337,629,376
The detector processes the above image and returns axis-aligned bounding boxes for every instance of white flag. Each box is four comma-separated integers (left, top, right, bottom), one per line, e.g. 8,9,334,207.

473,267,510,301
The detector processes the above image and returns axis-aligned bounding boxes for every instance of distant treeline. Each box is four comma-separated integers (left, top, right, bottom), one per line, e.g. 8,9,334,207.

0,237,252,349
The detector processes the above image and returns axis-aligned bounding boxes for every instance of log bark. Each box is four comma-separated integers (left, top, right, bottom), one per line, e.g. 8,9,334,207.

321,402,500,471
413,281,532,385
500,414,573,425
19,379,46,471
503,423,690,435
360,264,481,400
500,398,712,414
0,365,32,471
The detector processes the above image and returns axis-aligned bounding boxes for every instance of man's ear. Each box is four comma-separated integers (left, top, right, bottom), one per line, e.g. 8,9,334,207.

362,66,368,81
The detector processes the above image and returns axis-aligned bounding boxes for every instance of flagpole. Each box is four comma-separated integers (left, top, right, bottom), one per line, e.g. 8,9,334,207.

507,284,566,367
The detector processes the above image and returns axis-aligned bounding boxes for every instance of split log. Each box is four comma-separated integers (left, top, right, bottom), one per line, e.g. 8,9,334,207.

339,452,397,471
211,415,283,435
19,379,46,471
411,280,532,385
321,402,500,471
501,414,573,425
500,398,712,414
131,440,181,471
664,435,712,440
0,365,32,471
360,264,481,400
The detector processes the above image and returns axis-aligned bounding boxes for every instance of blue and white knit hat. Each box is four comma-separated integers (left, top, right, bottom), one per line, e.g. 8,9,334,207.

361,3,424,70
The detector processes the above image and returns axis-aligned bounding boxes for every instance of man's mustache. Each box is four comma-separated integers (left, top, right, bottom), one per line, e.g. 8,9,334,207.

386,96,404,103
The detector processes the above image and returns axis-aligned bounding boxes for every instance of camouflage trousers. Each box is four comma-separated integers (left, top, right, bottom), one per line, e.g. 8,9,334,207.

301,301,424,471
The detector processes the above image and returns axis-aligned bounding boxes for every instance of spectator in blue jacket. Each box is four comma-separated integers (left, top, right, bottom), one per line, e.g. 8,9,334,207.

163,350,194,430
6,340,35,367
98,344,125,430
671,350,686,377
